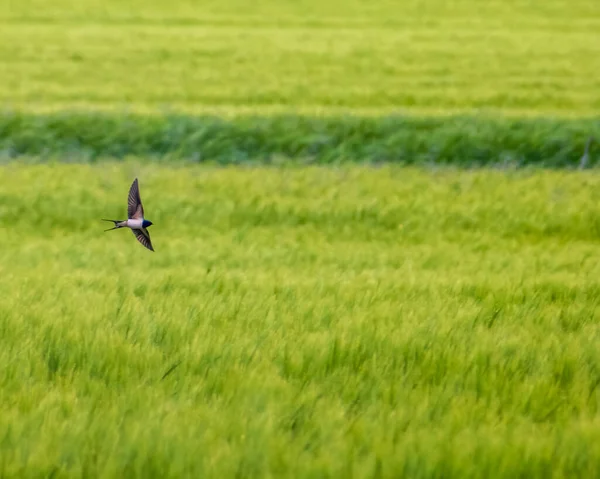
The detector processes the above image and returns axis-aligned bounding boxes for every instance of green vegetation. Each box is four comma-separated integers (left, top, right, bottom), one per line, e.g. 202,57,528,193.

1,0,599,165
1,0,598,165
1,0,600,476
2,164,600,477
1,112,598,166
1,0,599,116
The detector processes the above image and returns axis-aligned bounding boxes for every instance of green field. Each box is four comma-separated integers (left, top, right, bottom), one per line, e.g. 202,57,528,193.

1,0,599,166
2,164,600,476
1,0,599,116
2,0,600,476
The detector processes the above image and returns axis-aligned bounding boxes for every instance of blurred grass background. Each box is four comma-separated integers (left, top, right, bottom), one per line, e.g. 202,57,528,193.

1,0,599,116
1,0,599,165
2,1,600,477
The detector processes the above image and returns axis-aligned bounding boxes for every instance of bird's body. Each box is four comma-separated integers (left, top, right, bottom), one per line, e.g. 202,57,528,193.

102,178,155,252
115,218,152,229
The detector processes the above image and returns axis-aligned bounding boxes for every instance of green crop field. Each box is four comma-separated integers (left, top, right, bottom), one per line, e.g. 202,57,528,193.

2,0,600,477
1,0,599,165
2,164,600,477
1,0,599,116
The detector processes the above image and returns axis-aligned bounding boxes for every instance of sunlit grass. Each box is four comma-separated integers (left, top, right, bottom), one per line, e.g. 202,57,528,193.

0,0,599,115
1,163,600,476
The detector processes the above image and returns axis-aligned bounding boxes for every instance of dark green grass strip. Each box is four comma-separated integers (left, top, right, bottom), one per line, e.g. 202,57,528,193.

1,112,599,166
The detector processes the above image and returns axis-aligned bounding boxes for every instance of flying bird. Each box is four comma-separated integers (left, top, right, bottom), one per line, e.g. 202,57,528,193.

102,178,155,252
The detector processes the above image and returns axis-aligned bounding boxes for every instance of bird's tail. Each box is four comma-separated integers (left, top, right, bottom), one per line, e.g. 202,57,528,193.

102,219,124,232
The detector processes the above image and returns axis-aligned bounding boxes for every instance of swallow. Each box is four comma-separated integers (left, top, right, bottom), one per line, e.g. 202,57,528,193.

102,178,154,252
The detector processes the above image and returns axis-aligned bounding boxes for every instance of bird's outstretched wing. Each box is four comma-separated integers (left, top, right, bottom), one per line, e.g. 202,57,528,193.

132,228,154,252
128,178,144,220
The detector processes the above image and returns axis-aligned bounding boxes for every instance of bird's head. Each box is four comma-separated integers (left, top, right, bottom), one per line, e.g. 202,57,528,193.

143,220,153,228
